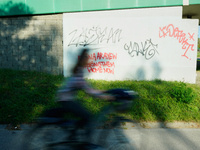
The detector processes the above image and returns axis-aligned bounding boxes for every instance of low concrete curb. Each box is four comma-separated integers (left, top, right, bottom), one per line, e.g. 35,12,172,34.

122,121,200,129
1,121,200,130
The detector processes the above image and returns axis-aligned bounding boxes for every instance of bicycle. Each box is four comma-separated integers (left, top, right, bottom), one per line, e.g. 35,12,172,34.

23,88,139,150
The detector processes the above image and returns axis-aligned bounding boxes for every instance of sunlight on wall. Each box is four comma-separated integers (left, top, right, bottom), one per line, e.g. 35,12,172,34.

198,26,200,38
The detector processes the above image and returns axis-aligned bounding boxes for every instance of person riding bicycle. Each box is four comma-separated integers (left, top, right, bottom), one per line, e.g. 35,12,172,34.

56,48,114,148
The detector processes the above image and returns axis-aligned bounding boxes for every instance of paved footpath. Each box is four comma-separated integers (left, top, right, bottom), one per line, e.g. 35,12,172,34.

0,122,200,150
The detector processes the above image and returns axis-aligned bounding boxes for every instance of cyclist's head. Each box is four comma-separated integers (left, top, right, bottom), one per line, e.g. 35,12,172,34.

79,48,89,67
73,48,89,74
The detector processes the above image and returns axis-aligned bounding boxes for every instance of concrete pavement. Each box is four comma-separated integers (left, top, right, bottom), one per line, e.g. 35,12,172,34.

0,122,200,150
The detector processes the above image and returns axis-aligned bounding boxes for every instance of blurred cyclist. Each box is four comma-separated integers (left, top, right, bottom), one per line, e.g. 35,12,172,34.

56,48,113,148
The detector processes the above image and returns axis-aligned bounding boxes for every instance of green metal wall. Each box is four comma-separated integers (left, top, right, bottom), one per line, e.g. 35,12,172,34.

190,0,200,5
0,0,185,16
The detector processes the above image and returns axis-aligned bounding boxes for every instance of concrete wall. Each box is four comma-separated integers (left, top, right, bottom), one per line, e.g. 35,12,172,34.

63,8,199,83
0,14,63,75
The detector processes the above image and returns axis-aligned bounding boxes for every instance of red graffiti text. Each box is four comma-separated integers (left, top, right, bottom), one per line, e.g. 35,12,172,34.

86,61,115,74
79,52,117,61
159,24,195,60
78,52,117,74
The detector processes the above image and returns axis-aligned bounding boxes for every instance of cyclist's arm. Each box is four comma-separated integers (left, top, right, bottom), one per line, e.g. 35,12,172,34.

81,79,114,100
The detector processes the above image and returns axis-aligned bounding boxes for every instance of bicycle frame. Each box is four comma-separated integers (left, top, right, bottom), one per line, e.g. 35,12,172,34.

24,88,138,150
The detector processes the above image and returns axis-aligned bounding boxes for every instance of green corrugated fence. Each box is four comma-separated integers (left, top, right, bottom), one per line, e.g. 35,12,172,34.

190,0,200,5
0,0,184,16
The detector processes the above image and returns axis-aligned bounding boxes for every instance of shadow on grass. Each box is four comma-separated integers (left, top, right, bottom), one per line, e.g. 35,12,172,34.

0,69,64,125
0,2,63,125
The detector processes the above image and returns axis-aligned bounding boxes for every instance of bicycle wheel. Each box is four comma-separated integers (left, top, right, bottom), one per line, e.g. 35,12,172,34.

95,117,135,150
109,129,135,150
23,123,73,150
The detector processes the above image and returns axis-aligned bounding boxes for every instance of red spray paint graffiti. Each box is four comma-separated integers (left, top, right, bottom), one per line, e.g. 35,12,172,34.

78,52,117,74
159,24,195,60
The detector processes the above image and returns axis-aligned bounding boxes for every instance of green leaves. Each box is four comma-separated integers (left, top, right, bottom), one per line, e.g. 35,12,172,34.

170,82,196,104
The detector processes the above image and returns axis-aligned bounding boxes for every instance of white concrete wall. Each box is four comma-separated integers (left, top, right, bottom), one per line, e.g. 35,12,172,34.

63,7,199,83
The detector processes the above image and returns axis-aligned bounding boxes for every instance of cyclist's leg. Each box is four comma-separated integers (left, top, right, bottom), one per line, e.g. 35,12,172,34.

59,101,93,141
43,107,66,118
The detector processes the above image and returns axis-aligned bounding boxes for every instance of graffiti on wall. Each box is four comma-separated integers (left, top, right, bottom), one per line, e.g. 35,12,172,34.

68,27,122,47
63,10,199,83
79,52,117,74
159,24,195,60
124,39,159,60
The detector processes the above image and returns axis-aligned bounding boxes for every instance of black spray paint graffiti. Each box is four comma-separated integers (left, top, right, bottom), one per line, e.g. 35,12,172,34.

124,39,159,60
68,27,122,47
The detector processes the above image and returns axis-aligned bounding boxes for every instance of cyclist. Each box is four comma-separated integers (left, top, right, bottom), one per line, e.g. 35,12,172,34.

56,48,114,149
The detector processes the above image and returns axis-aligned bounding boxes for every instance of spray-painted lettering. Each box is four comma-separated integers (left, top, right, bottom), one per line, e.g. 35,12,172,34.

86,66,115,74
79,52,117,74
159,24,195,60
79,52,117,61
68,27,122,47
124,39,158,60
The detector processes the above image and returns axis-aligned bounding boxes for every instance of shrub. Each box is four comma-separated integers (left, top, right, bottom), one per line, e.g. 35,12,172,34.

170,82,196,104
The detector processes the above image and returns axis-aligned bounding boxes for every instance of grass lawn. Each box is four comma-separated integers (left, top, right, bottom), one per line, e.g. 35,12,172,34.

0,69,200,125
197,50,200,58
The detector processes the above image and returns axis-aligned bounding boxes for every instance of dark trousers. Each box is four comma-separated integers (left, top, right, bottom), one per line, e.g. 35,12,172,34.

44,101,92,141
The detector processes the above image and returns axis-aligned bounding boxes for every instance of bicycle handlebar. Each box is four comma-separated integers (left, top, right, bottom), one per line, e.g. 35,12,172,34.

103,88,139,112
